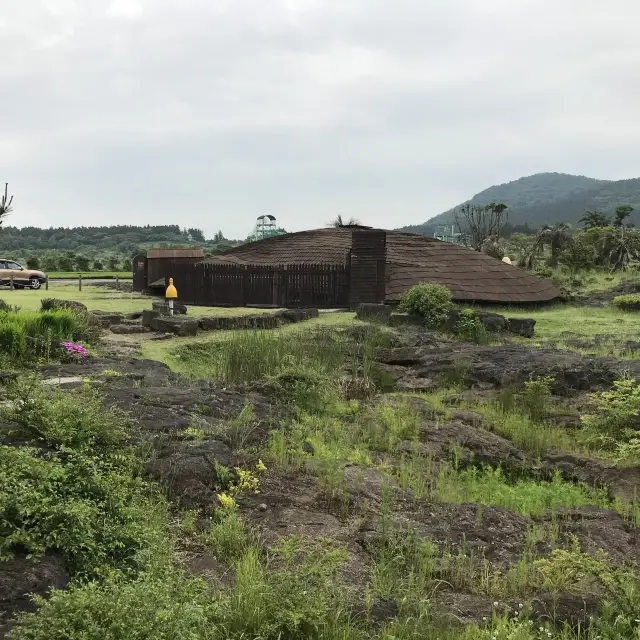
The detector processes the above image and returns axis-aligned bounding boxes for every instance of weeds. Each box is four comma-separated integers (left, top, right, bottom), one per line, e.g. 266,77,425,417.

580,379,640,463
520,377,553,422
455,309,490,345
432,466,609,516
442,359,472,390
0,381,164,577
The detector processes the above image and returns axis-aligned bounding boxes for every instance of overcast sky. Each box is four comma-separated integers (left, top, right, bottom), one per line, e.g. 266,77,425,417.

2,0,639,239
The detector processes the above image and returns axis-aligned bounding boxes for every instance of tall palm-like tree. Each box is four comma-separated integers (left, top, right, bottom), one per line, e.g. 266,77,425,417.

602,226,640,270
535,223,573,267
331,215,361,228
0,183,13,227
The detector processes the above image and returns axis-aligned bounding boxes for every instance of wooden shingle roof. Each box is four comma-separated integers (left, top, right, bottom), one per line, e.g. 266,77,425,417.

147,248,204,259
205,228,559,304
385,233,559,303
204,228,353,265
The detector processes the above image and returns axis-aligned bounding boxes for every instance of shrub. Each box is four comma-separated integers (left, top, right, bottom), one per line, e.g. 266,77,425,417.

455,309,489,344
398,284,452,328
8,568,215,640
0,382,160,576
534,265,554,280
40,298,58,311
1,379,131,453
612,294,640,311
558,237,598,273
519,376,553,422
10,541,356,640
581,379,640,461
0,446,161,576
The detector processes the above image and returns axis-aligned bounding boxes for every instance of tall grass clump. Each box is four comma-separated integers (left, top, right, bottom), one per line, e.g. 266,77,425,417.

0,308,94,361
177,328,345,384
175,324,389,391
433,466,609,516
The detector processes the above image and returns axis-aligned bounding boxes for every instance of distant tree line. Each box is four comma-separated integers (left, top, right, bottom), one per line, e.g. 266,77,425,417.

0,225,230,253
0,223,242,272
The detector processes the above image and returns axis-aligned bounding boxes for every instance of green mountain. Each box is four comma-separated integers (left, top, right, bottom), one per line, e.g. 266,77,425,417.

399,172,640,236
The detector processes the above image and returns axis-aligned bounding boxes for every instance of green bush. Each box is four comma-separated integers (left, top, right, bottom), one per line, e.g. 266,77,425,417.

581,379,640,462
8,569,215,640
39,298,59,311
1,379,131,453
454,309,489,344
519,376,553,422
0,382,162,576
558,237,598,273
534,265,554,280
398,284,452,328
0,446,160,576
612,294,640,311
10,541,356,640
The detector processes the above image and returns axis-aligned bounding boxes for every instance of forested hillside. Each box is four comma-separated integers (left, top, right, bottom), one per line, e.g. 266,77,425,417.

0,225,239,272
399,173,640,236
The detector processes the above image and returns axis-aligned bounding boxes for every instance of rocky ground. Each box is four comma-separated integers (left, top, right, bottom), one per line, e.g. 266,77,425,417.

1,314,640,637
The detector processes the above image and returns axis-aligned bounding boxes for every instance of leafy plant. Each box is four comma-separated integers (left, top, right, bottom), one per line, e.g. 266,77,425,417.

455,309,489,344
8,568,216,640
398,283,452,328
1,379,131,453
581,379,640,461
519,376,553,422
612,294,640,311
535,223,573,267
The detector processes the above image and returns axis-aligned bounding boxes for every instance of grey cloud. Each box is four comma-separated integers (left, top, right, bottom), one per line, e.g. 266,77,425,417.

1,0,639,238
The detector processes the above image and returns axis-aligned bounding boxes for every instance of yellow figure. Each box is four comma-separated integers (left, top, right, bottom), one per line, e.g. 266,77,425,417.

166,278,178,315
166,278,178,299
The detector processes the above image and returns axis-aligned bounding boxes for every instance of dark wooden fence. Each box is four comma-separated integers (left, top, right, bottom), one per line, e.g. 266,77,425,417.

164,262,350,309
132,254,147,292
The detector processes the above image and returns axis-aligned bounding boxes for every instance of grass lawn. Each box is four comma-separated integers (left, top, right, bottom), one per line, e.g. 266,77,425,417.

48,271,132,280
477,303,640,342
0,283,279,317
574,269,638,293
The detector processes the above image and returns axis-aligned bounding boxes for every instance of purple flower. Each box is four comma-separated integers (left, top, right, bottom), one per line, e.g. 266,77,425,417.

62,341,87,360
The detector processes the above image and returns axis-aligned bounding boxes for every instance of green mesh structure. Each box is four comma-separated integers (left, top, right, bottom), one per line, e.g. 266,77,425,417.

246,215,287,243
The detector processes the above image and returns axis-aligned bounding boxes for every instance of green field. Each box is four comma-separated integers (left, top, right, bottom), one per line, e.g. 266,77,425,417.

47,271,132,280
0,283,275,316
478,303,640,347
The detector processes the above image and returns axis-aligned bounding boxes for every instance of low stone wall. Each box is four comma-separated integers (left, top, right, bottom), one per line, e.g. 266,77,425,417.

140,308,320,336
197,309,319,332
356,304,536,338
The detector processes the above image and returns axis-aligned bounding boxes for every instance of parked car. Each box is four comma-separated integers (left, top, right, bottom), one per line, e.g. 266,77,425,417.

0,259,47,289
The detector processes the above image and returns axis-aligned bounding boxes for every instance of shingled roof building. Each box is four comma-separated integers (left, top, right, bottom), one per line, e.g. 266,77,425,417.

204,227,559,304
